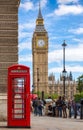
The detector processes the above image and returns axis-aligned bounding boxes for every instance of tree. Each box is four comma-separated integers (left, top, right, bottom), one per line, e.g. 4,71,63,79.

33,91,58,99
74,92,83,102
77,74,83,93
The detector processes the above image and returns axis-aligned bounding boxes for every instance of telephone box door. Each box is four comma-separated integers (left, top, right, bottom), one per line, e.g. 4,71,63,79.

8,65,30,128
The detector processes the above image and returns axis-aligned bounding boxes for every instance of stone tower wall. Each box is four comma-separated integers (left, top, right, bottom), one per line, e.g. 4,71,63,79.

0,0,20,92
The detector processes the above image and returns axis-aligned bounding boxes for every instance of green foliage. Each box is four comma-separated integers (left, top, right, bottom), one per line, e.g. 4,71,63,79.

50,93,58,99
43,93,49,99
44,93,58,99
33,91,41,97
33,91,58,99
74,92,83,102
76,74,83,93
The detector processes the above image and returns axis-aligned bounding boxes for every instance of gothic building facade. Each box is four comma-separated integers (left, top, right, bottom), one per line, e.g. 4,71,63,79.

48,72,77,99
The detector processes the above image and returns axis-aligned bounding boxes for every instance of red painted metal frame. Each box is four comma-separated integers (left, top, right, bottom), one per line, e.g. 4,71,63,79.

7,64,30,128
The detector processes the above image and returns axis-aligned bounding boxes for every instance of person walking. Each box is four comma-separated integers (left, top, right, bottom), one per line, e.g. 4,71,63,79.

38,98,44,116
57,96,63,117
32,97,39,116
52,100,56,117
62,96,67,118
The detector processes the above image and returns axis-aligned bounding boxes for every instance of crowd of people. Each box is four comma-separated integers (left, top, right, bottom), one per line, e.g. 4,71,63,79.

31,96,81,118
31,97,46,116
45,96,68,118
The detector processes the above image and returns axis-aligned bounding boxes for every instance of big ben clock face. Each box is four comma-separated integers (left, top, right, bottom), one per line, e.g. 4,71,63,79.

38,39,45,47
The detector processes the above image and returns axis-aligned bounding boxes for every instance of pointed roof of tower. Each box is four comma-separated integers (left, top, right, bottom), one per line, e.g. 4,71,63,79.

34,1,47,33
38,1,43,19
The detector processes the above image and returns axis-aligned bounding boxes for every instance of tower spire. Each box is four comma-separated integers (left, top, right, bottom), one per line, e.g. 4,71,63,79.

35,0,46,32
38,0,43,19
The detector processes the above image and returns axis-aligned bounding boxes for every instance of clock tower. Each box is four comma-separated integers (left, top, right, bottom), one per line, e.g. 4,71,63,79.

32,3,49,94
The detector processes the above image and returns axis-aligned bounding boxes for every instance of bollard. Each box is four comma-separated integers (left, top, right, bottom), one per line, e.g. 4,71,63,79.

80,99,83,119
74,104,77,119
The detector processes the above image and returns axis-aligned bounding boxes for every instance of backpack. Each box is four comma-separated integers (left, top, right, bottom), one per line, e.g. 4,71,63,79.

33,100,38,107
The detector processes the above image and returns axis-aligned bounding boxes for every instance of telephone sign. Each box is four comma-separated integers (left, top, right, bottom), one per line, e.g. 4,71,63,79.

7,64,30,128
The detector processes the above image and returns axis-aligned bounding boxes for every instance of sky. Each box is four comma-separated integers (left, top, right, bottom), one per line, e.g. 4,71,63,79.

18,0,83,85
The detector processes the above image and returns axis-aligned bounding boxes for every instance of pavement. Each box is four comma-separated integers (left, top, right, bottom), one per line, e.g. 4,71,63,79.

0,114,83,130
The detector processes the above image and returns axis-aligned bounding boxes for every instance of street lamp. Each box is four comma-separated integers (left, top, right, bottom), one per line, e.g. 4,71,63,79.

37,68,39,97
62,40,67,96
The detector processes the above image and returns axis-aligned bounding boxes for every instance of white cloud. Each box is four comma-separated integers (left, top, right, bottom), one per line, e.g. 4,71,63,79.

48,65,83,74
20,0,34,11
41,0,48,7
18,22,35,39
48,43,83,63
19,23,35,31
57,0,79,4
66,65,83,72
19,31,32,39
18,42,31,51
20,0,47,11
65,47,83,62
49,67,62,73
73,38,83,43
54,4,83,16
47,4,83,17
69,27,83,34
48,50,62,63
19,54,32,62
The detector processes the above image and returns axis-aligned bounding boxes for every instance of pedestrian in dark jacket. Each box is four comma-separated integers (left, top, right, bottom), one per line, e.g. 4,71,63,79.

32,97,39,116
57,96,63,117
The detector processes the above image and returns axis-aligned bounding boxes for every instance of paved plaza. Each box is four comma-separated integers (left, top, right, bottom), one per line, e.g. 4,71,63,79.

0,114,83,130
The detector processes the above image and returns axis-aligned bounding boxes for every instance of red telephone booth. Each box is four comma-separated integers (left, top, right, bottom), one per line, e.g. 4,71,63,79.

7,64,30,128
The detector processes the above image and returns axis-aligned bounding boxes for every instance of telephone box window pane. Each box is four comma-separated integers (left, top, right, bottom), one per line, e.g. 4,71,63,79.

14,99,23,104
12,77,26,119
14,103,23,109
14,109,24,114
14,115,25,119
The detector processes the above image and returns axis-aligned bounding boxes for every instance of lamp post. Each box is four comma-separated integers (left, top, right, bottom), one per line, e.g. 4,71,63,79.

37,68,39,97
62,40,67,96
